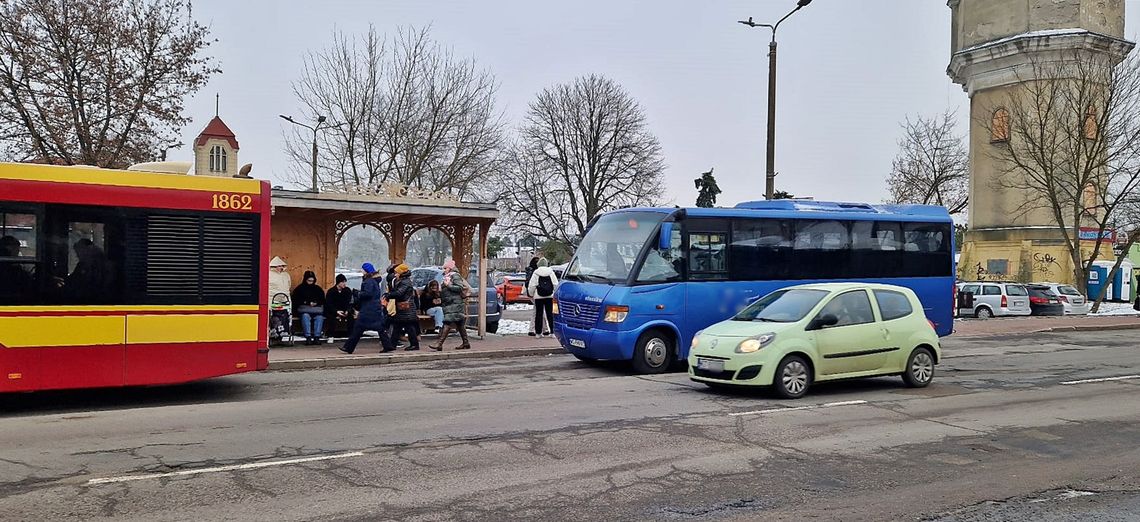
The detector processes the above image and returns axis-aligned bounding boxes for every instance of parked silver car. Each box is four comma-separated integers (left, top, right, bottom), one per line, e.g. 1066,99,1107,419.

957,282,1032,318
1034,282,1090,315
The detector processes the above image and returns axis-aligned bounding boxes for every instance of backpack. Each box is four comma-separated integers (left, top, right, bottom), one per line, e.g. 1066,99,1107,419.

537,275,554,298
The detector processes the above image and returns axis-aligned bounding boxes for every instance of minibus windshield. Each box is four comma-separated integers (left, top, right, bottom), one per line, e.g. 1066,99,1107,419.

565,212,664,284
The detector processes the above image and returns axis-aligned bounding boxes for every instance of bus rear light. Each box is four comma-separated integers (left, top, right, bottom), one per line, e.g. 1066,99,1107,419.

603,305,630,323
8,373,21,380
235,362,248,369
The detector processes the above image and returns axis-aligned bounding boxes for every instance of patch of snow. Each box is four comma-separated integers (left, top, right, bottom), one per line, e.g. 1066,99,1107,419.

506,303,534,311
494,319,534,336
1089,301,1140,316
957,28,1091,54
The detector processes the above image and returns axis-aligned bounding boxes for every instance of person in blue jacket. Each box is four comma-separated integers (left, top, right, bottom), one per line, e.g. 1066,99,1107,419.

339,263,394,354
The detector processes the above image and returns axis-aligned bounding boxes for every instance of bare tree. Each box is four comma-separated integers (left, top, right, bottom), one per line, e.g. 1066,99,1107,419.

0,0,217,168
886,110,969,214
285,26,505,198
497,74,666,245
983,49,1140,300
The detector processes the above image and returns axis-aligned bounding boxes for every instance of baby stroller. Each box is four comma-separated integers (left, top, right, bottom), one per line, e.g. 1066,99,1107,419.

269,292,295,346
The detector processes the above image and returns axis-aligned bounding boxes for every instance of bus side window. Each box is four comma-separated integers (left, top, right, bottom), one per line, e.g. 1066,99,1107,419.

687,231,728,281
0,208,38,305
794,220,850,280
903,222,952,277
851,221,902,278
730,218,792,281
636,227,682,283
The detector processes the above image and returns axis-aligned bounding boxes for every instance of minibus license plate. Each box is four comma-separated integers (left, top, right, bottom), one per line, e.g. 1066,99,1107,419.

697,358,724,372
569,339,586,348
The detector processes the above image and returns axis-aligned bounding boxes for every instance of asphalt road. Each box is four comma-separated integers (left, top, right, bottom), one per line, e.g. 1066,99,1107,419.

3,330,1140,521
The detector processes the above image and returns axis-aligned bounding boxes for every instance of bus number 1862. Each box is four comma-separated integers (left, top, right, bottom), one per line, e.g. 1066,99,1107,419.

211,193,253,210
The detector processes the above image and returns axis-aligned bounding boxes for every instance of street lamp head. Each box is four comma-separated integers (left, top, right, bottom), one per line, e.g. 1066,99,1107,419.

797,0,812,7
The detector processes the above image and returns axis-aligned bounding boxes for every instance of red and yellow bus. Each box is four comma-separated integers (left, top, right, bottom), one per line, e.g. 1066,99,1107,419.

0,163,270,392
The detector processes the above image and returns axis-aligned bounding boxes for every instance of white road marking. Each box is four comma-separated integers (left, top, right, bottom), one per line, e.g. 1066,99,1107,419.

728,400,868,417
86,451,365,485
1060,374,1140,386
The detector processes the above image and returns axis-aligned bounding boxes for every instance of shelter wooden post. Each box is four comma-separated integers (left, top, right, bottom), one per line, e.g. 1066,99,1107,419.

478,221,489,339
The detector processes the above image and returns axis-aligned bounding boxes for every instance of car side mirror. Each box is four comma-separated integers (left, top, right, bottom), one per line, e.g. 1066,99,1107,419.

806,314,839,331
659,222,673,250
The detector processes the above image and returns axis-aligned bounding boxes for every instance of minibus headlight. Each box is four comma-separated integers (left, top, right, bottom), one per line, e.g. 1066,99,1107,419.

691,330,704,349
552,299,558,315
603,305,629,323
737,333,776,354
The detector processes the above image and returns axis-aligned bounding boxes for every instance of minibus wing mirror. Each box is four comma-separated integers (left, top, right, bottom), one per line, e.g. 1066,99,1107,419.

659,222,673,250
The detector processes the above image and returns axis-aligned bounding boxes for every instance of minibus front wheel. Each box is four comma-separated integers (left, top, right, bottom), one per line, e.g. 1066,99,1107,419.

632,329,675,374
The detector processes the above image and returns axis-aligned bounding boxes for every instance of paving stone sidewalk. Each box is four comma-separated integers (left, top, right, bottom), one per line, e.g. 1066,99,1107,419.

953,314,1140,337
268,333,564,370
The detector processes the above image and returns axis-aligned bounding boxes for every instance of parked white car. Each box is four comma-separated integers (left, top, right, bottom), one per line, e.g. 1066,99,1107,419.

1033,282,1090,315
956,282,1032,318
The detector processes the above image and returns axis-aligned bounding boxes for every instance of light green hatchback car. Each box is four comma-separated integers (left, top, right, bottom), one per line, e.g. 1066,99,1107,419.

688,282,941,399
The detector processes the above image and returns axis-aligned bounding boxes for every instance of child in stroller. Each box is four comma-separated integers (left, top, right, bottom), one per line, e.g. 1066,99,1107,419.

269,292,293,345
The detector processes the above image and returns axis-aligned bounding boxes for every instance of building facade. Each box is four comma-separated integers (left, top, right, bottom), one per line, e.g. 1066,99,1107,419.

947,0,1133,284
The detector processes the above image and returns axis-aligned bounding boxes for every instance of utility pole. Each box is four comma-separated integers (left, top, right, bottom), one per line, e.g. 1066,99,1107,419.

739,0,813,200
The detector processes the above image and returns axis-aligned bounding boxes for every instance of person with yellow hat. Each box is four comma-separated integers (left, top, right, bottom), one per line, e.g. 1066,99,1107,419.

385,263,421,351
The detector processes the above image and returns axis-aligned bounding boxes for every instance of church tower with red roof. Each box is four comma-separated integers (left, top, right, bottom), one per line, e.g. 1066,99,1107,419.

193,99,240,176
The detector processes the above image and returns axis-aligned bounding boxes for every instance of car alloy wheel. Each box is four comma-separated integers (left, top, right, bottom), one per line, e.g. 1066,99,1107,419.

782,360,809,396
903,347,935,388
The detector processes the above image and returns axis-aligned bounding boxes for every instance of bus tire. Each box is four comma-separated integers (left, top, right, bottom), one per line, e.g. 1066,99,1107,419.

632,329,674,374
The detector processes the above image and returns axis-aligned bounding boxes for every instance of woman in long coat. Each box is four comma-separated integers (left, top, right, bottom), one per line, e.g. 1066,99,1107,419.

386,264,421,351
339,263,394,354
430,259,471,351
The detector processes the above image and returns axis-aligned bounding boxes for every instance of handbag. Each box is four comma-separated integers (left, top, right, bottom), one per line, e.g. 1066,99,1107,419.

385,299,397,316
396,301,412,311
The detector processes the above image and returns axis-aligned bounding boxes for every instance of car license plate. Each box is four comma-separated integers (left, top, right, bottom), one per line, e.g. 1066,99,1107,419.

569,339,586,348
697,358,725,373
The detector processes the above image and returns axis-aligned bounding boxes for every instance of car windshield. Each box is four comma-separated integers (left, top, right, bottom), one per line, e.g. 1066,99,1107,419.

565,211,665,284
732,289,829,323
411,268,441,289
1006,285,1028,296
1058,285,1082,296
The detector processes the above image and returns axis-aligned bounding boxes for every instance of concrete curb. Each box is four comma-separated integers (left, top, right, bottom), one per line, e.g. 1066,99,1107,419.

268,346,568,371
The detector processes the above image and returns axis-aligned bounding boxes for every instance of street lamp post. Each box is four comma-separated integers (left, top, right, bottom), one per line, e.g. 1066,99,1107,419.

739,0,812,201
279,114,330,193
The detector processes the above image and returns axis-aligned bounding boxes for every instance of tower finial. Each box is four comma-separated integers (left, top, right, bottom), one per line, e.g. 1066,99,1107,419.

215,93,219,117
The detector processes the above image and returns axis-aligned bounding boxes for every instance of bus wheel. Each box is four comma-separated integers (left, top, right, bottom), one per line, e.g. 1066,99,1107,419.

632,330,674,374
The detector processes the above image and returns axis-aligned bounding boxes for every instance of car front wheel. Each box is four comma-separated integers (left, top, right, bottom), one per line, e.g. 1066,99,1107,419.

772,355,812,399
902,347,935,388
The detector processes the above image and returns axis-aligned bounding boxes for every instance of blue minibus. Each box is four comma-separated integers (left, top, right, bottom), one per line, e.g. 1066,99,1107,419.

552,200,955,373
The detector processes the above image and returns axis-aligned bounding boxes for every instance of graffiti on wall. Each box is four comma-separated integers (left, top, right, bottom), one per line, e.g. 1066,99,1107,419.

1031,252,1062,279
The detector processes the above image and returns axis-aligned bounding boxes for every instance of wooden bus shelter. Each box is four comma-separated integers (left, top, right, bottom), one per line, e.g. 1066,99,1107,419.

269,185,499,336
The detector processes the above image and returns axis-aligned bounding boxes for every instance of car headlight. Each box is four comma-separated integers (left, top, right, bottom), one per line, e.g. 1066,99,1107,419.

691,330,704,349
736,333,776,354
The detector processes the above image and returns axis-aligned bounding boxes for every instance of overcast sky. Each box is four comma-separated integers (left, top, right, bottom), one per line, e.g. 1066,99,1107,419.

177,0,1140,208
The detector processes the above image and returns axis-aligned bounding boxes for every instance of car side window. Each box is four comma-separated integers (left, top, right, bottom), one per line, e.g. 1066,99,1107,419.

816,290,875,327
960,284,978,295
983,285,1001,296
874,290,913,321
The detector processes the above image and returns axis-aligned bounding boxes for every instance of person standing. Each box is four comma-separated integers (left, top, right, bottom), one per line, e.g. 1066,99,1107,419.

324,274,355,338
387,264,421,351
420,279,444,334
268,256,291,302
340,263,394,354
528,258,559,337
292,270,326,345
430,259,471,351
524,256,541,335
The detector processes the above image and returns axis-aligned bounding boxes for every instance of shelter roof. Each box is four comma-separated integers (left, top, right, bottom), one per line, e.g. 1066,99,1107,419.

271,189,498,224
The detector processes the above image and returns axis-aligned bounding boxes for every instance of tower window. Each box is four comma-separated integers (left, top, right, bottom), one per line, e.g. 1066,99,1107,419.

209,145,228,173
991,108,1011,143
1083,105,1098,140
